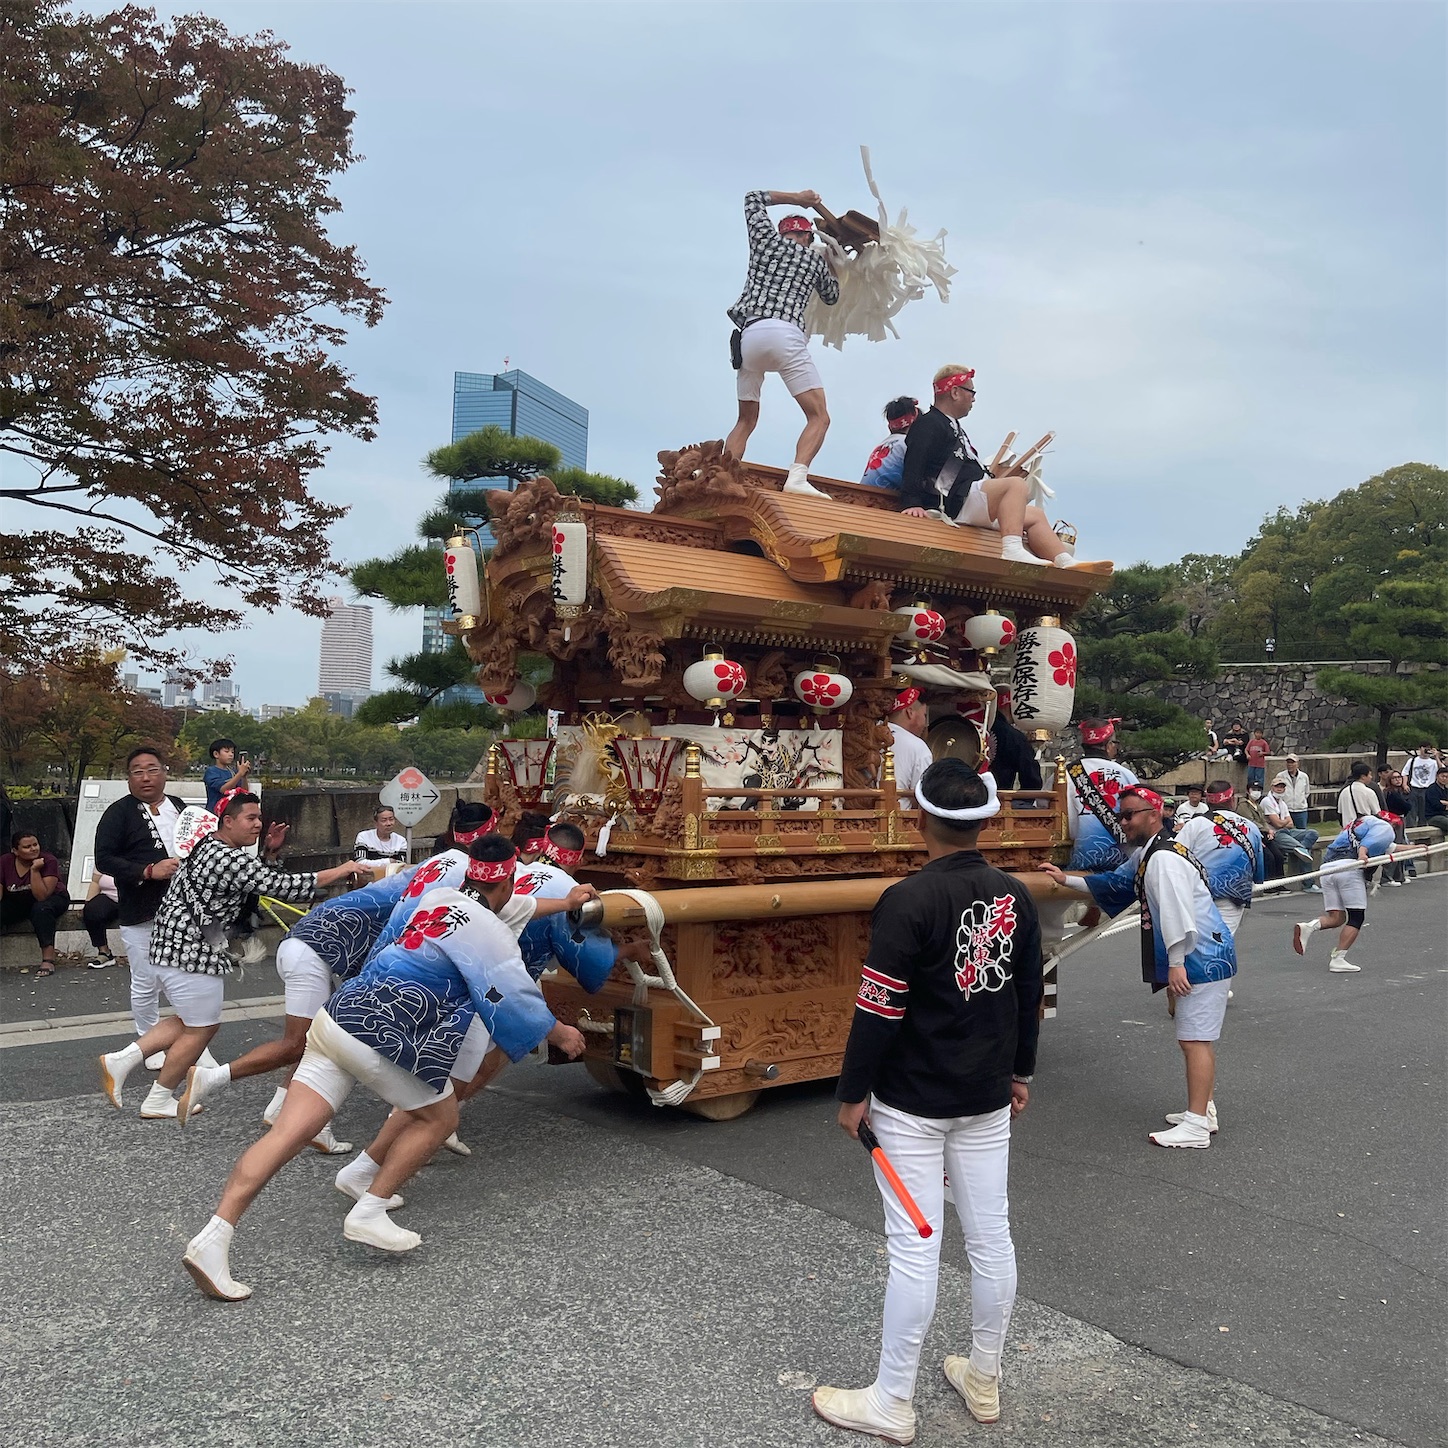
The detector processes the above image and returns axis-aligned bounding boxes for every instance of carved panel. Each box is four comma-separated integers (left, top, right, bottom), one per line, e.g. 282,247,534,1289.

717,991,855,1060
709,916,841,997
654,440,752,512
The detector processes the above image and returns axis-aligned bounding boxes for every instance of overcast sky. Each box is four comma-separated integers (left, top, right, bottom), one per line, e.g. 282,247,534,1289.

129,0,1445,706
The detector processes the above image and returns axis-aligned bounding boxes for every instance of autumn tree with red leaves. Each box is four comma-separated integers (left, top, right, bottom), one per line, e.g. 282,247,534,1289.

0,1,386,673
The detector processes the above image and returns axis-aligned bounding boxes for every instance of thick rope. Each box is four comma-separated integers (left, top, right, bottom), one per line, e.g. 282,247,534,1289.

599,888,717,1107
1047,840,1446,966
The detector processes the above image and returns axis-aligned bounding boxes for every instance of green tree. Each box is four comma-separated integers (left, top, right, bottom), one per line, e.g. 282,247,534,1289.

1317,573,1448,766
352,426,636,729
2,1,384,674
1073,564,1218,771
1170,553,1239,640
1212,464,1446,661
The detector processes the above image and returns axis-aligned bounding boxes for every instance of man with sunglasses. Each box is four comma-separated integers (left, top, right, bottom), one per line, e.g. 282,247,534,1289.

897,366,1074,567
1042,786,1236,1148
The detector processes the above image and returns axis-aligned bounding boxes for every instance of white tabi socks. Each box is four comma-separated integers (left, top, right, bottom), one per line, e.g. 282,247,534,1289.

183,1216,252,1301
99,1042,144,1109
1000,536,1048,566
262,1085,288,1125
782,463,829,498
140,1081,183,1119
178,1062,231,1124
334,1152,403,1209
343,1192,422,1253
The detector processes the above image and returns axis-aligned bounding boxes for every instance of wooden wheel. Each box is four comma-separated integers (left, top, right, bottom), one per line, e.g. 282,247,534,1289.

583,1059,648,1097
680,1089,762,1121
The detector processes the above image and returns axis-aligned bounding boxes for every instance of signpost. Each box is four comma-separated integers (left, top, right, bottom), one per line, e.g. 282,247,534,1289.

379,767,441,863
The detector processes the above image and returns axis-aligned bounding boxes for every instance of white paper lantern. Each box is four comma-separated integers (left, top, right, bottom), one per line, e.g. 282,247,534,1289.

962,609,1016,657
482,682,537,712
793,665,854,714
1010,618,1076,741
550,517,588,615
444,534,481,622
898,602,946,646
683,648,748,712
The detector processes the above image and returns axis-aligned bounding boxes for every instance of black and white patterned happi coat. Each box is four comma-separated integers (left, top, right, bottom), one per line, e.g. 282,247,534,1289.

149,835,317,976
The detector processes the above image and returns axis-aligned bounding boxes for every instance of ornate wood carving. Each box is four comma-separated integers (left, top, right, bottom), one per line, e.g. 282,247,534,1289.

711,917,837,996
654,440,752,512
603,608,667,688
487,477,564,556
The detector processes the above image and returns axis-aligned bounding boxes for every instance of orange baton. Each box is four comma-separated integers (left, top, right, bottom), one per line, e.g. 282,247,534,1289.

857,1121,933,1238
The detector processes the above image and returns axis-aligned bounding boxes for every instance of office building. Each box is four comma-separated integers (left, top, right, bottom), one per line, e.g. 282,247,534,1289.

319,597,373,702
422,369,590,679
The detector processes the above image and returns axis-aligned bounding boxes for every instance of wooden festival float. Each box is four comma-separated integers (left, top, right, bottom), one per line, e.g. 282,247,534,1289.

448,445,1114,1118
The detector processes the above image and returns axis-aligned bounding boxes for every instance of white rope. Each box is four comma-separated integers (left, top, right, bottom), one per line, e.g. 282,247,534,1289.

599,888,717,1107
1044,840,1446,970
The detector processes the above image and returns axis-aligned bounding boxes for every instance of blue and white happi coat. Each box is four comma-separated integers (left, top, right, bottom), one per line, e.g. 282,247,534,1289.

324,885,556,1092
1067,757,1140,871
1173,811,1266,908
1081,836,1237,988
287,866,423,981
512,861,618,993
1323,816,1396,864
370,850,472,957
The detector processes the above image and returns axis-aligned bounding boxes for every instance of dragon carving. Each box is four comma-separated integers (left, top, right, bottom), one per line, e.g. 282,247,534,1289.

487,477,564,556
654,440,751,512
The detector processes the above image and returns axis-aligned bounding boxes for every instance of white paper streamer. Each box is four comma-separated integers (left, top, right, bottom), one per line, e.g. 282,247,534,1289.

804,145,957,350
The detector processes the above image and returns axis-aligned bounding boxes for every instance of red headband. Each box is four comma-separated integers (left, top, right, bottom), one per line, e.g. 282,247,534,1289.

778,215,813,234
1120,786,1165,813
892,687,921,712
1078,718,1121,746
216,788,246,817
887,411,918,434
465,851,517,884
452,815,496,845
933,369,975,395
522,836,548,855
545,843,584,870
1204,786,1234,805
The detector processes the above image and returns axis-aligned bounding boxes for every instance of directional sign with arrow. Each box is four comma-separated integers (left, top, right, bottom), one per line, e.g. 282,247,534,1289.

379,766,441,828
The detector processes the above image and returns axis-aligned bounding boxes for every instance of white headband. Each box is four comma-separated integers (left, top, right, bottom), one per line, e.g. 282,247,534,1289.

915,770,1001,822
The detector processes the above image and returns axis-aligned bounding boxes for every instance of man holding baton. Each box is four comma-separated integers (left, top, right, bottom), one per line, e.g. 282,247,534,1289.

814,759,1042,1442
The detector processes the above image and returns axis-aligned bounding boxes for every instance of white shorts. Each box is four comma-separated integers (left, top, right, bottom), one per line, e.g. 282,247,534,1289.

451,1015,494,1083
290,1008,453,1113
736,319,822,401
956,480,998,529
274,938,334,1019
1321,859,1367,912
1175,978,1231,1042
155,965,226,1028
1216,900,1246,936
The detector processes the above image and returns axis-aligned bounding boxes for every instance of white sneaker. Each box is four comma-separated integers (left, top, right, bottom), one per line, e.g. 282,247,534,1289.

943,1355,1000,1425
144,1052,166,1070
177,1063,230,1125
811,1384,916,1445
182,1217,252,1302
1292,919,1319,956
1386,879,1402,887
441,1132,472,1157
1329,955,1361,973
309,1123,354,1155
343,1196,422,1253
1166,1100,1219,1134
1149,1112,1211,1148
99,1043,142,1109
781,463,829,498
1000,536,1048,566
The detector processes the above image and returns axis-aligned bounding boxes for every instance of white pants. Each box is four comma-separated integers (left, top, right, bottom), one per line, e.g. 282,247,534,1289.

870,1098,1017,1399
736,319,822,401
1216,900,1245,936
274,938,334,1019
120,921,159,1034
451,1015,494,1083
154,965,226,1028
291,1009,452,1113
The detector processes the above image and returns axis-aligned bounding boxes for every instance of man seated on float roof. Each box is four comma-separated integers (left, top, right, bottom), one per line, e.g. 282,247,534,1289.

897,366,1078,569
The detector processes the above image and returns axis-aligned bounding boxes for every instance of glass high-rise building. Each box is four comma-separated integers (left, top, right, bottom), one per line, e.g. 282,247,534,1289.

422,369,589,665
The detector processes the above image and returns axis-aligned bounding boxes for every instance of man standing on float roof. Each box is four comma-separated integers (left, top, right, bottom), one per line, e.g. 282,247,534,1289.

723,189,842,499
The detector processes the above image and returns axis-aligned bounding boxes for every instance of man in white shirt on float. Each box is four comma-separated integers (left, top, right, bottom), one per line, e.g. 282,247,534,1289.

886,686,934,808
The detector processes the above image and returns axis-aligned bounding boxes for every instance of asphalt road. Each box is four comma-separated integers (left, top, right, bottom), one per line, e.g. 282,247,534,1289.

0,878,1443,1447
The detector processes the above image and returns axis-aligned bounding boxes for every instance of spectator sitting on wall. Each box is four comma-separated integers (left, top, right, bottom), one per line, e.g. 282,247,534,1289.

1203,718,1221,759
204,738,251,813
354,806,409,863
83,869,120,968
1244,729,1270,792
1261,781,1320,891
1221,721,1249,763
1,831,71,977
1422,767,1448,838
1176,784,1209,825
860,396,920,491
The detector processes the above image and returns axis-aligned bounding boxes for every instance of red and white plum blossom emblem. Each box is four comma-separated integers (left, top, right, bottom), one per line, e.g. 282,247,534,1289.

1048,641,1077,687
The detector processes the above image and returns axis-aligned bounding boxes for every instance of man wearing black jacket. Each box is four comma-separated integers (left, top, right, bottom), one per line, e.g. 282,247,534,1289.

987,689,1044,792
813,760,1042,1443
94,746,187,1041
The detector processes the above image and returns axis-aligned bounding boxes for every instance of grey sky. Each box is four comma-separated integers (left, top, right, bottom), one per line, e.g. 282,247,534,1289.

135,1,1445,705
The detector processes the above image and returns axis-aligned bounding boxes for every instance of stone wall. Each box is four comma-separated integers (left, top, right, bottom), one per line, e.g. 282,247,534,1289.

1153,661,1393,753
